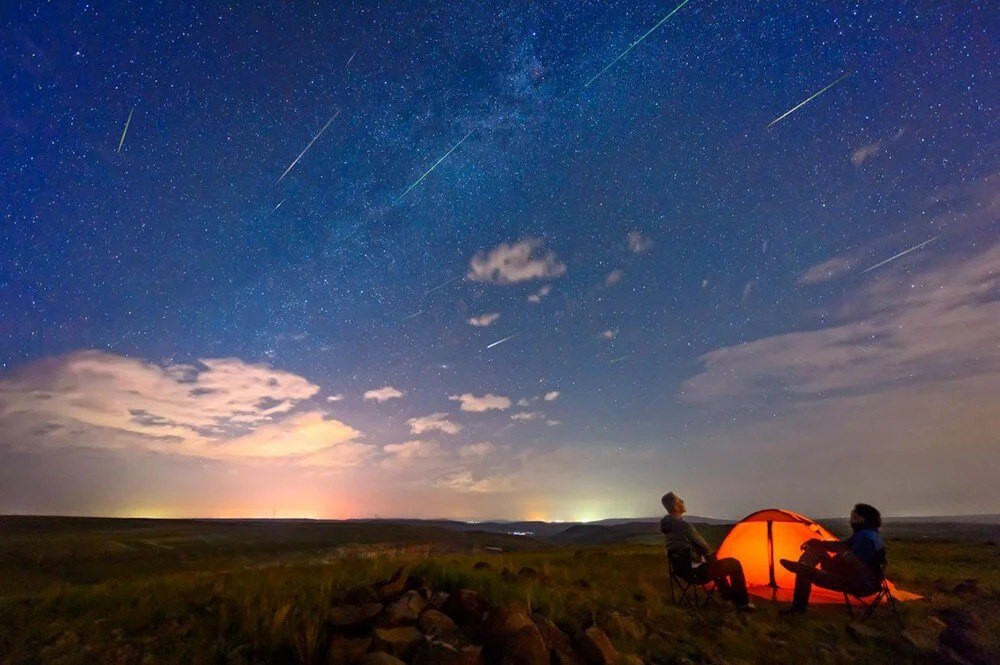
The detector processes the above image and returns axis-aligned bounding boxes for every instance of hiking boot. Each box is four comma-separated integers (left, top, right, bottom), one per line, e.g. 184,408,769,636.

737,602,757,613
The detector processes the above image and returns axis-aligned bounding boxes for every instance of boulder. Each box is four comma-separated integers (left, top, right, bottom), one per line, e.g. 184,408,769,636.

501,625,549,665
473,561,493,571
415,637,485,665
329,636,373,663
579,627,618,665
375,567,409,601
428,591,451,610
385,590,427,625
619,656,644,665
846,621,883,643
373,626,424,659
419,609,459,636
531,613,581,665
951,579,981,596
345,584,380,605
486,603,535,640
329,603,384,630
939,625,991,665
444,589,490,626
517,567,539,580
361,653,407,665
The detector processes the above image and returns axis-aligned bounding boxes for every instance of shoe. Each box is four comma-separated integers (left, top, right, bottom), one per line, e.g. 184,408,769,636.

779,559,810,575
737,602,757,613
779,607,806,617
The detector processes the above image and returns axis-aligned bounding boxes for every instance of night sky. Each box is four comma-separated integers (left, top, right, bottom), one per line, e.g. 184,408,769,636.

2,2,997,520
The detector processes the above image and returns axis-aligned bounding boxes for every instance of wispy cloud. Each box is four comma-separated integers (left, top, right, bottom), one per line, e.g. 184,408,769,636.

364,386,404,402
407,412,462,435
511,411,545,421
467,238,566,284
627,231,654,253
798,256,854,284
527,284,552,303
851,128,905,167
468,313,500,327
449,393,512,412
543,390,560,401
605,269,623,286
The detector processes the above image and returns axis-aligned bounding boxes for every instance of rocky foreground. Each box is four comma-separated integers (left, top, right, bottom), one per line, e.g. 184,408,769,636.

323,564,643,665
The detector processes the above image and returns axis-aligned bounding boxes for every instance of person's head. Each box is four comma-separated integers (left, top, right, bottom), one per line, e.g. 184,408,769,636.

661,492,685,516
850,503,882,532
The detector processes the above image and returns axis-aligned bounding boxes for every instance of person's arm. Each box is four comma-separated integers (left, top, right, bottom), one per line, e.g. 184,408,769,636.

803,538,848,554
686,522,713,559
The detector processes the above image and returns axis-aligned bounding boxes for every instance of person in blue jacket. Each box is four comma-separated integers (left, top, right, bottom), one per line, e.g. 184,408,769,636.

779,503,886,615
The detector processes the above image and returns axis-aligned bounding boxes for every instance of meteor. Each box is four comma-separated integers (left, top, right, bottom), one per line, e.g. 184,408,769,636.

486,332,519,350
395,129,474,202
610,354,634,364
423,275,462,296
272,199,285,213
277,110,340,183
117,107,134,153
400,311,425,322
766,72,850,129
861,235,940,274
584,0,690,88
346,50,358,68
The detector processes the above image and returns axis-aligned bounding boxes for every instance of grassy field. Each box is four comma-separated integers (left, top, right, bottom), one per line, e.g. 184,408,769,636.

1,517,997,664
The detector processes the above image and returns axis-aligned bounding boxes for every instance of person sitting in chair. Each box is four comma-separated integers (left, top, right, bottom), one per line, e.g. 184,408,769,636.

660,492,755,612
779,503,885,615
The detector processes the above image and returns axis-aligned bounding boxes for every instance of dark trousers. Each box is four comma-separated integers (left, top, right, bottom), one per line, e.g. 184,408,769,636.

791,549,878,611
692,557,750,607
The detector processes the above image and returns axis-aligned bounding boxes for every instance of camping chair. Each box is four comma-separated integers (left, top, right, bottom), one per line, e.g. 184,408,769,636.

843,552,904,629
667,549,716,609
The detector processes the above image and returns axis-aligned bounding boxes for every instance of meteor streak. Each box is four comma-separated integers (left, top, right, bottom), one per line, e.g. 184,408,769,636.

277,110,340,183
486,332,519,350
861,235,940,274
424,275,462,296
272,199,285,213
117,108,134,153
400,311,425,322
395,130,474,202
584,0,690,88
346,50,358,68
767,72,850,129
610,354,633,364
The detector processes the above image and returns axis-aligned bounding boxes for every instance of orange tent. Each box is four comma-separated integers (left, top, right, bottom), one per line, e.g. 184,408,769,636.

715,508,921,604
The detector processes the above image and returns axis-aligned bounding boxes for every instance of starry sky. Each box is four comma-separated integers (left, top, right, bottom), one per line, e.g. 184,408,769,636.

1,1,997,520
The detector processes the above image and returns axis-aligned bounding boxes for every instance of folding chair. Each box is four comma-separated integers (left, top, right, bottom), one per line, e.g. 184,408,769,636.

667,549,716,609
843,558,904,629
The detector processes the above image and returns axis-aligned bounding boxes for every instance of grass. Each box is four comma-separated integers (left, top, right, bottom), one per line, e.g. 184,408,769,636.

1,519,997,663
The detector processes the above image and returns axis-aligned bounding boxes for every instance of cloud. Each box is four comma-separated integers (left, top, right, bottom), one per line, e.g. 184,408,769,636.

459,441,495,458
798,257,854,284
383,440,443,460
0,351,371,466
468,313,500,327
449,393,511,412
682,242,1000,405
434,470,513,494
600,329,618,340
851,128,905,167
511,411,545,421
543,391,560,401
407,413,462,435
326,394,345,402
546,420,562,426
527,284,552,303
605,269,623,286
467,238,566,284
516,398,531,407
363,386,404,402
627,231,653,253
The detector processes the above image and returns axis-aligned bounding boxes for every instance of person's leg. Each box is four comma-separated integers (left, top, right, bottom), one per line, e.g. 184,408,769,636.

788,552,833,611
706,558,750,607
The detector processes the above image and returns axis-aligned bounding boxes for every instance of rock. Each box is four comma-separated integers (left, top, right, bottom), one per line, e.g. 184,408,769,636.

419,608,459,636
445,589,490,626
579,627,618,665
952,579,981,596
329,636,373,663
501,567,516,581
329,603,384,630
602,612,646,643
846,621,883,642
429,591,451,610
373,626,424,660
619,655,644,665
385,590,427,625
939,625,991,665
416,637,485,665
574,579,591,589
486,603,535,640
361,653,407,665
375,567,409,601
405,574,430,592
473,561,493,571
517,566,539,580
345,584,380,605
532,613,582,665
501,625,549,665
